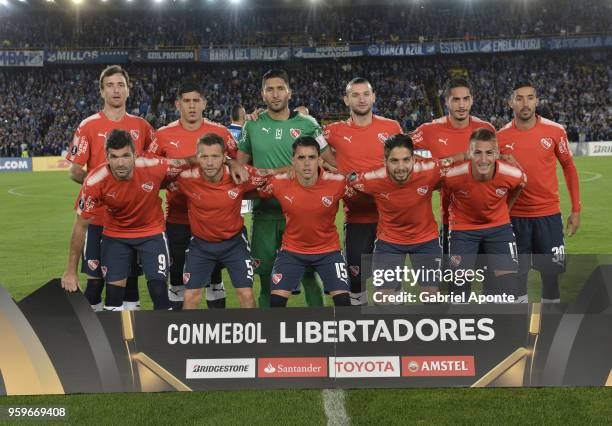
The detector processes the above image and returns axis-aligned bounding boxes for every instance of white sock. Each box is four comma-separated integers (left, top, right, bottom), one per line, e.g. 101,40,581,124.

206,281,226,301
91,302,103,312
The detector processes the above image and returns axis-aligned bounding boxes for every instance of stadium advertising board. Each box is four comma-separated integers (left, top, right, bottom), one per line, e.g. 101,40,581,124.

292,45,367,59
586,141,612,156
32,156,71,172
367,43,436,57
0,157,32,172
0,50,44,67
1,266,611,395
201,47,291,62
439,39,541,55
45,50,130,64
133,49,198,62
546,36,612,50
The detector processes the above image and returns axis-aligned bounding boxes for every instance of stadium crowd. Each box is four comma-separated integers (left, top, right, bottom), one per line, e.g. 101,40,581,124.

0,50,610,157
1,0,611,48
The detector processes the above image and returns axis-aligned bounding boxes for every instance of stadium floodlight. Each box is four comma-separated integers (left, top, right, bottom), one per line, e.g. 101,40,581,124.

72,0,83,4
0,0,8,5
229,0,241,4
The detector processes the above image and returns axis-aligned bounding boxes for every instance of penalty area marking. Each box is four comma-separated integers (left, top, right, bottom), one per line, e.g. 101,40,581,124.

323,389,351,426
579,171,602,182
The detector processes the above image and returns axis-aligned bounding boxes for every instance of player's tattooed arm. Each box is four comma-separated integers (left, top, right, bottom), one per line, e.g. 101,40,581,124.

69,162,87,184
61,214,92,292
439,151,470,167
320,147,337,168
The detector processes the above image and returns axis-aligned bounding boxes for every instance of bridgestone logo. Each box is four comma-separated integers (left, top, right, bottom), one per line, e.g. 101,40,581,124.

192,365,249,373
186,358,255,379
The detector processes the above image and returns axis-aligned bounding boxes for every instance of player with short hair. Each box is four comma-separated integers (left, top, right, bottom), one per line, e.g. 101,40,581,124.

66,65,155,312
497,81,581,303
228,104,246,141
443,129,527,301
237,69,336,307
258,137,350,307
324,77,403,305
61,130,192,310
411,77,496,257
149,81,239,310
174,133,270,309
349,134,442,296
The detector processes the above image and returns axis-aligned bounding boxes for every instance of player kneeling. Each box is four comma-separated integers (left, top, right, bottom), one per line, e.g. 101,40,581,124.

443,129,527,302
173,133,268,308
259,137,351,307
61,130,192,310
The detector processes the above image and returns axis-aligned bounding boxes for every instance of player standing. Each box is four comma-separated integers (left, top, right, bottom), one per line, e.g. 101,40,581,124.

61,130,191,310
324,77,403,305
349,134,442,297
237,69,336,307
411,77,496,257
258,137,350,307
66,65,155,311
443,129,526,300
497,81,581,303
149,81,238,310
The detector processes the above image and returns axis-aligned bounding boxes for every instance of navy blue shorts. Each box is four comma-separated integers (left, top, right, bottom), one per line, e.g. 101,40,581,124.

272,250,350,294
344,222,377,293
101,233,170,283
449,224,518,272
372,238,442,289
183,228,253,290
81,224,103,278
511,213,566,274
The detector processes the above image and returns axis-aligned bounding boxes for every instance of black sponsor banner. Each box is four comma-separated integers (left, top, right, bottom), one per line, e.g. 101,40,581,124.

0,264,611,395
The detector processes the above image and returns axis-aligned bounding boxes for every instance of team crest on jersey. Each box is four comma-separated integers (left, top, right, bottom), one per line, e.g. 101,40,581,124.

495,188,508,197
449,255,462,268
323,128,331,138
130,130,140,141
87,259,99,271
142,182,154,192
321,196,333,207
377,132,390,144
228,188,239,199
417,186,429,196
251,258,261,270
349,265,360,277
540,137,553,150
272,273,283,285
290,128,302,139
101,266,108,277
182,273,191,284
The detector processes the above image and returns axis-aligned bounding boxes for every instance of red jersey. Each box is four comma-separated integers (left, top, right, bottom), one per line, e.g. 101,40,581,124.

149,119,238,225
77,157,185,238
351,161,441,245
173,165,266,242
497,115,581,217
66,111,156,226
443,161,527,231
259,171,350,254
411,115,495,225
324,115,402,224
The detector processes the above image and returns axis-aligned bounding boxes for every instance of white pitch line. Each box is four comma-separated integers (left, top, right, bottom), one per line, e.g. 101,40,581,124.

7,187,72,199
580,171,602,182
322,389,351,426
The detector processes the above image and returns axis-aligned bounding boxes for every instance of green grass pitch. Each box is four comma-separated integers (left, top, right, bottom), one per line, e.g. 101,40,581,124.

1,157,611,423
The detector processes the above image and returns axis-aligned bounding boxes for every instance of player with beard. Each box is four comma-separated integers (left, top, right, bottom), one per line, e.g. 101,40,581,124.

149,81,239,310
62,130,193,310
411,78,495,259
66,65,155,311
324,77,403,305
497,81,581,303
237,69,336,307
349,134,442,298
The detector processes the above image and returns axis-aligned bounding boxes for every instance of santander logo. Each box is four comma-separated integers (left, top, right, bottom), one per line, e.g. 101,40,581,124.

258,358,327,378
